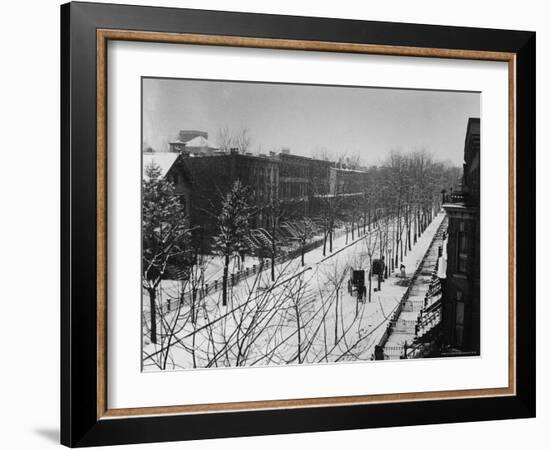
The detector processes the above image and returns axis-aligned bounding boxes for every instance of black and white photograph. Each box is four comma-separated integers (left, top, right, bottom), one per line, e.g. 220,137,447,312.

141,78,481,371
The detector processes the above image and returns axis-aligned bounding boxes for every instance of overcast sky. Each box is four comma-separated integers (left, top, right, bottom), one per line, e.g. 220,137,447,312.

142,77,479,166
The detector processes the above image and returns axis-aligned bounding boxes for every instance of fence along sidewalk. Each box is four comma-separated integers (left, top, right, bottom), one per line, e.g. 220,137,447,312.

374,214,448,360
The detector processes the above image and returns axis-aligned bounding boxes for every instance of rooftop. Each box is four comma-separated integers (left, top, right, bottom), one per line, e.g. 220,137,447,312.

143,153,179,179
184,136,218,149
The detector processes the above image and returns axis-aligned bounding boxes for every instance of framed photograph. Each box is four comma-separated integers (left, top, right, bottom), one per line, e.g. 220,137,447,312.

61,1,536,447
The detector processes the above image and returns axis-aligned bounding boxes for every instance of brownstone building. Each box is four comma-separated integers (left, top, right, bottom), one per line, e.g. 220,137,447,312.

441,117,480,355
278,150,332,218
143,144,365,255
158,151,279,251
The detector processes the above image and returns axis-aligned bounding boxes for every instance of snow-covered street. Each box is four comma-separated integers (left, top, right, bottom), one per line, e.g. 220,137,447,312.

142,212,446,370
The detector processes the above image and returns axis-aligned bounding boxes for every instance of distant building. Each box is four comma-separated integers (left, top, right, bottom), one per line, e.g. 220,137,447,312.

441,117,480,355
308,158,331,196
278,152,311,218
277,150,335,219
329,166,368,197
169,130,219,155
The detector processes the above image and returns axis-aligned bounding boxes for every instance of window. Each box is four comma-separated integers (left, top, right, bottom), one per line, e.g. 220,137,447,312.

455,290,464,347
457,225,469,273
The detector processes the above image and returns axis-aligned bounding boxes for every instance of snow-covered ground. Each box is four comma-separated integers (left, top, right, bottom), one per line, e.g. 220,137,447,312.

383,217,447,358
142,212,445,371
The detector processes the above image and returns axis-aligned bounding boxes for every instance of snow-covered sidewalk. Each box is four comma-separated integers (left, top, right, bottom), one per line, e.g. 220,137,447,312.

382,214,447,358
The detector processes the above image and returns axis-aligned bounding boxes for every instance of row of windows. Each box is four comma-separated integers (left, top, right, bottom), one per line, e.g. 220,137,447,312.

280,163,308,179
281,182,308,199
457,230,469,274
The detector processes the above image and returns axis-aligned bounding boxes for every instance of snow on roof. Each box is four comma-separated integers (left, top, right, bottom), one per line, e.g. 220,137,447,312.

184,136,218,149
143,152,178,179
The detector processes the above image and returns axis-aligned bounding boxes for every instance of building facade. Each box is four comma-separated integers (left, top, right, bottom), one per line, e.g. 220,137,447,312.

162,151,280,252
169,129,219,155
329,166,368,196
279,152,312,218
441,117,480,355
144,142,368,255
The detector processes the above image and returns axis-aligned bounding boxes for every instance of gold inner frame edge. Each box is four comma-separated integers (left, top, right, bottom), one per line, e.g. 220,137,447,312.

95,29,517,420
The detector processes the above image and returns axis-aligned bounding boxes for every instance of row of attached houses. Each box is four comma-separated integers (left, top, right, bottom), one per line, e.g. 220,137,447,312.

144,131,370,253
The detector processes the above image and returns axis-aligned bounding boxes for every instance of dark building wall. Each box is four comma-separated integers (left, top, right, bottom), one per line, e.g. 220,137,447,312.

441,117,480,354
463,118,480,202
308,159,331,195
175,155,235,253
232,155,279,227
308,158,332,217
173,154,280,252
165,150,368,254
279,153,310,218
442,211,480,353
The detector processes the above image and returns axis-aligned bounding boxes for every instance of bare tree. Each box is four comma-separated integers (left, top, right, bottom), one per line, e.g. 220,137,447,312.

311,146,334,162
297,218,315,266
216,126,234,153
261,198,285,282
235,128,252,154
364,226,379,303
323,259,349,345
217,126,252,154
346,152,362,170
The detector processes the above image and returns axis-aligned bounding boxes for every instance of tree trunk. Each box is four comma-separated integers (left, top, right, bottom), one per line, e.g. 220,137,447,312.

295,303,302,363
368,209,371,231
271,227,276,281
413,213,418,245
334,288,339,344
191,286,196,325
222,253,229,306
148,287,157,345
407,218,412,252
368,264,372,303
394,229,399,268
